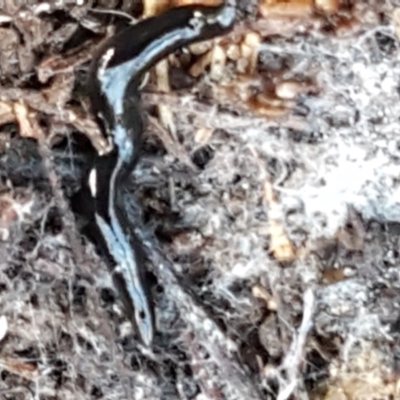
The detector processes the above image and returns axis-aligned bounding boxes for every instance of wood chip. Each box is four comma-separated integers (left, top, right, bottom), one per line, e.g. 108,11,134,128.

13,101,40,140
259,0,313,18
0,101,14,125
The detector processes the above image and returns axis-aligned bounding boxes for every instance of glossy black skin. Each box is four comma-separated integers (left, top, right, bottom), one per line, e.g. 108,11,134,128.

87,4,235,346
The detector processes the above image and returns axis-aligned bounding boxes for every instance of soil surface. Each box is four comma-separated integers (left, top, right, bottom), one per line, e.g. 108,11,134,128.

0,1,399,399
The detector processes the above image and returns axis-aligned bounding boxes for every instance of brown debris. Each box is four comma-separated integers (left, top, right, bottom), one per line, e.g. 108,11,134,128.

142,0,223,15
13,101,41,140
37,41,94,84
0,102,14,126
323,346,400,400
174,0,223,6
0,358,39,381
315,0,339,14
263,178,296,263
0,27,20,77
252,284,278,311
0,87,109,154
336,208,365,252
0,1,398,399
259,0,314,18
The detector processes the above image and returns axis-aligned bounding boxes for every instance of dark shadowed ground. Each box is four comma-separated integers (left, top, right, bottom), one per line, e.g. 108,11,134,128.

0,0,400,399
